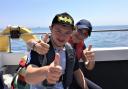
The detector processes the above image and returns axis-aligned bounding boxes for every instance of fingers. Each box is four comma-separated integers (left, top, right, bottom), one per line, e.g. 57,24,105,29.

54,53,60,66
83,45,92,56
49,67,62,74
47,73,61,84
88,45,92,51
47,68,62,84
40,33,50,48
84,44,93,54
86,53,95,61
36,47,49,54
34,34,50,55
83,45,95,61
50,53,62,70
47,66,62,84
40,41,49,49
47,53,62,84
85,51,95,61
49,53,62,76
34,41,49,54
42,33,49,43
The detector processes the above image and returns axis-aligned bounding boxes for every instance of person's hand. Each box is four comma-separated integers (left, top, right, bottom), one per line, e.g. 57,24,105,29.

34,34,50,55
46,53,62,84
82,45,95,65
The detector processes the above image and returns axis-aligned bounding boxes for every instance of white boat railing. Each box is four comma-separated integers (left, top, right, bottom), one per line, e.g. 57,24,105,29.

94,47,128,61
92,29,128,32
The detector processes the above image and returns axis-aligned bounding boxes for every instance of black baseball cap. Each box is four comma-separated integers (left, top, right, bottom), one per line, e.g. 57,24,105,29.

52,12,74,29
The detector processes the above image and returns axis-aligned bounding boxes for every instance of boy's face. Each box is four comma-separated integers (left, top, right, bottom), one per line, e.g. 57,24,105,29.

50,24,73,47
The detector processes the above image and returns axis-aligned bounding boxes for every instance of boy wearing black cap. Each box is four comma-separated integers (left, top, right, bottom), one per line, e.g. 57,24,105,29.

25,12,88,89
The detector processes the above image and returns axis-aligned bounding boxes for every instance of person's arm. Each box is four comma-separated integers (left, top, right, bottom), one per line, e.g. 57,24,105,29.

73,56,88,89
74,69,89,89
24,50,48,84
25,52,62,85
82,45,95,70
25,64,49,84
26,34,50,55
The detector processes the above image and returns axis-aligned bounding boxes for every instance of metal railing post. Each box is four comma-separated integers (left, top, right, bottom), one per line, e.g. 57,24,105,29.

8,35,11,53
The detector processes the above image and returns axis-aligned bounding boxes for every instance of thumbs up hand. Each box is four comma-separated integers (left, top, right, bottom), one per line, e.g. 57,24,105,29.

46,53,62,84
33,33,50,55
82,45,95,65
53,53,61,66
42,33,49,43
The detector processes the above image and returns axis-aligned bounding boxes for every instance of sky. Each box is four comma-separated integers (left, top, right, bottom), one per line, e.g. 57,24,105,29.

0,0,128,28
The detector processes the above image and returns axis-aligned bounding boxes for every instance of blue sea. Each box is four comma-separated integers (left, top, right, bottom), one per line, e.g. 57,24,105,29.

0,25,128,52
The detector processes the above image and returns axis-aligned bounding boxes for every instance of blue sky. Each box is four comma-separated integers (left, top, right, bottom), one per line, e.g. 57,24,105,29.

0,0,128,28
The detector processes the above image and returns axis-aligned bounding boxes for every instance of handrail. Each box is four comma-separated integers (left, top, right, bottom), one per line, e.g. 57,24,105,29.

92,29,128,32
0,33,50,36
0,29,128,53
0,29,128,36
